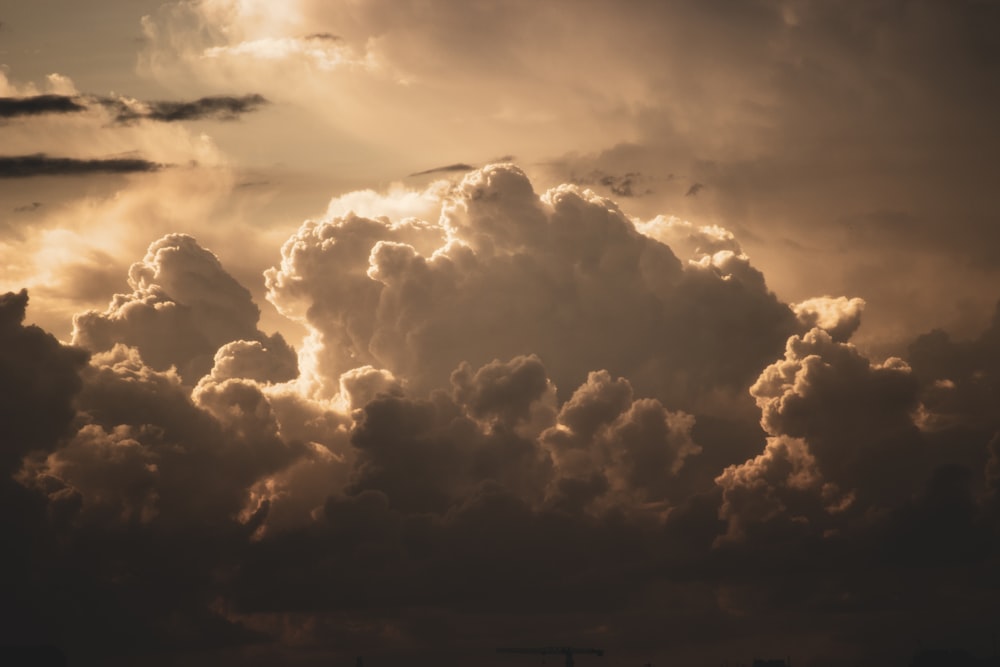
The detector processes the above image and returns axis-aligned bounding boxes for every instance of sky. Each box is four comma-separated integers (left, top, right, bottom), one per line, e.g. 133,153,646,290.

1,1,999,666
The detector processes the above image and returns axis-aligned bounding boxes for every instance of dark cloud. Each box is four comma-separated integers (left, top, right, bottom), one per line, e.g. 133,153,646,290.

0,289,89,475
685,182,704,197
305,32,341,41
235,179,271,189
13,201,43,212
0,94,85,118
140,93,268,122
0,153,161,178
94,93,269,124
409,162,476,176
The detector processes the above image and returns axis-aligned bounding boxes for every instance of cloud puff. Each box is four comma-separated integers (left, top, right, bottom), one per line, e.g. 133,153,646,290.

715,435,830,543
541,368,699,514
750,328,921,506
73,234,296,383
4,161,1000,664
716,304,1000,552
792,296,866,342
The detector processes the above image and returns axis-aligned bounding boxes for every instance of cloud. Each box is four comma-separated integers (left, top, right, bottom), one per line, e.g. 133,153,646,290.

305,32,341,41
9,339,299,656
12,201,42,213
0,153,162,178
72,234,297,384
749,328,924,506
100,93,270,123
267,164,797,412
685,182,704,197
409,162,475,176
0,94,86,118
792,296,866,342
572,170,651,198
541,368,699,513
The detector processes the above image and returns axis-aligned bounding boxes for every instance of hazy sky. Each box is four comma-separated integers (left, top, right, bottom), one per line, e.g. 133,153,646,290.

2,2,999,666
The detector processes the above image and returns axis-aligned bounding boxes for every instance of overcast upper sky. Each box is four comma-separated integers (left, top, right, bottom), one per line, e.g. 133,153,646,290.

1,2,999,666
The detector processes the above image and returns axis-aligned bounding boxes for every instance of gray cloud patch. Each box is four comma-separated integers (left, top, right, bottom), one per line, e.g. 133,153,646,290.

409,162,476,176
0,94,86,118
101,93,269,123
12,201,43,213
305,32,341,41
0,154,162,178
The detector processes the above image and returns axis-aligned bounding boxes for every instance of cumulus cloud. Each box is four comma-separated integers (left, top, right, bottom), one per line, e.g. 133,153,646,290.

715,435,830,543
73,234,296,383
267,164,797,413
541,369,699,514
98,93,269,124
0,94,85,118
0,290,88,474
3,161,1000,665
909,301,1000,433
749,328,922,506
792,296,866,342
2,0,998,661
633,215,743,262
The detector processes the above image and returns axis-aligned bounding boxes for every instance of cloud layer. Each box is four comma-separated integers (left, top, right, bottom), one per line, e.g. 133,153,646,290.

2,165,998,665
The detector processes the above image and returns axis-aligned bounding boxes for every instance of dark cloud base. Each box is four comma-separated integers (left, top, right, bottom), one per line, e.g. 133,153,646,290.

1,166,998,667
0,94,85,118
0,154,161,178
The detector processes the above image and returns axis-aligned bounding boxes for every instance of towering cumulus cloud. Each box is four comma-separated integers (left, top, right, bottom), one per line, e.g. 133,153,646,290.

267,164,796,411
1,165,997,665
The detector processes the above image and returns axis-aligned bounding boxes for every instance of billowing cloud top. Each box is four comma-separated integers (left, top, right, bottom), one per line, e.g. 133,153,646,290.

266,165,797,412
